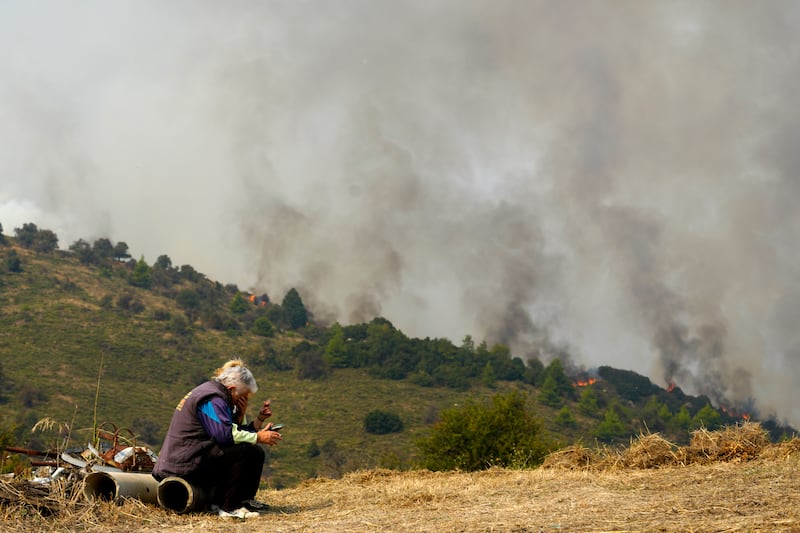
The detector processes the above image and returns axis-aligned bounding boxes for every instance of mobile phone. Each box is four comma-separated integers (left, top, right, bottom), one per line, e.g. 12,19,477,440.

269,424,284,431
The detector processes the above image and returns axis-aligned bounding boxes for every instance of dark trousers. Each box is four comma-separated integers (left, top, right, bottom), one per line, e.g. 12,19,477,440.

185,443,265,511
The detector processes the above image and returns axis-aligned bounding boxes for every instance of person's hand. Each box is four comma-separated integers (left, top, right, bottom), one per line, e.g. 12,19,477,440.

234,395,248,425
257,400,272,422
256,424,282,446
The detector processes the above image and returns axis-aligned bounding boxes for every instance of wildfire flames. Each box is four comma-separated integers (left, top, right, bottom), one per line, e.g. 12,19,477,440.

720,405,750,421
574,378,597,387
667,381,750,420
248,294,268,306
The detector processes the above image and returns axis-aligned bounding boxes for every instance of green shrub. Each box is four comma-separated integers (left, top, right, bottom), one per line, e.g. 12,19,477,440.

252,316,275,337
555,406,576,427
416,390,549,471
306,440,321,458
692,404,722,430
5,250,22,272
593,407,627,443
295,341,329,380
230,293,248,314
578,386,600,417
364,410,404,434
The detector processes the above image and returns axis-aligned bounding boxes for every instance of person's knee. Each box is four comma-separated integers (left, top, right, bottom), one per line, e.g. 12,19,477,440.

231,442,265,463
248,443,266,463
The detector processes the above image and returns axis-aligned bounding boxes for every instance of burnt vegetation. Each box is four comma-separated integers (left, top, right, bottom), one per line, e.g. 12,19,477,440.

0,221,796,487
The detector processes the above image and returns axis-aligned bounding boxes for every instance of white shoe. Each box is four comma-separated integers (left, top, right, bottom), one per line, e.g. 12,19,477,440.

216,506,259,519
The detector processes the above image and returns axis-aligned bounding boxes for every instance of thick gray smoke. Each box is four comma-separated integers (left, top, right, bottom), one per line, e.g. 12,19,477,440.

1,1,799,425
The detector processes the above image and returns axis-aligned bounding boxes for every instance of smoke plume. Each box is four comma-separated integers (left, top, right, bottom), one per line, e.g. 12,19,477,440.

1,1,799,425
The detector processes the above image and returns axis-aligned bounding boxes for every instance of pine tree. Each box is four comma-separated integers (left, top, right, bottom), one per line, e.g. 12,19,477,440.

669,405,692,434
481,361,497,388
543,359,574,399
282,288,308,329
594,408,626,443
555,406,576,427
578,386,600,417
692,404,722,430
324,323,349,367
129,256,152,288
538,374,564,408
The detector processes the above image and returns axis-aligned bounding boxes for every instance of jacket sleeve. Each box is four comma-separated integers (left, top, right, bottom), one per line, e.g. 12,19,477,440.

197,397,235,446
231,423,258,445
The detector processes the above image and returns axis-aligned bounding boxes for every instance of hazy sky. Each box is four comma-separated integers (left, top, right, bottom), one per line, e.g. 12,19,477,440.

1,1,799,425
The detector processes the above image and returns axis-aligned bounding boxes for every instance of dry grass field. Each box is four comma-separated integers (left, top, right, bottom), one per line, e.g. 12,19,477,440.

2,425,799,532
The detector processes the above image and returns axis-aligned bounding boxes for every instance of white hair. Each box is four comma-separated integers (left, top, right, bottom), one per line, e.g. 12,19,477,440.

213,363,258,393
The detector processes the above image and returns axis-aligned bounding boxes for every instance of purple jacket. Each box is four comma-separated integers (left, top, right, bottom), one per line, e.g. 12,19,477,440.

153,380,232,479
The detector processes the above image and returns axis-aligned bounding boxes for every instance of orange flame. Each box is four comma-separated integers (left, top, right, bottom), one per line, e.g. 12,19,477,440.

720,405,750,421
574,378,597,387
667,381,676,393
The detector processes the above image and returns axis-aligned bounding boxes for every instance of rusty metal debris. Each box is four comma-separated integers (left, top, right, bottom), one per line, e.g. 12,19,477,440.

0,420,163,514
5,445,61,459
81,422,158,472
2,421,158,482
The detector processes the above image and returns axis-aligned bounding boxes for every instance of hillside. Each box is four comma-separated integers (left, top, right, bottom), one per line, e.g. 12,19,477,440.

0,239,476,487
0,235,544,487
0,230,796,489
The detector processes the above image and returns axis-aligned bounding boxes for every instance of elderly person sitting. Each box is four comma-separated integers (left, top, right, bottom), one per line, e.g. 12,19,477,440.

153,360,282,518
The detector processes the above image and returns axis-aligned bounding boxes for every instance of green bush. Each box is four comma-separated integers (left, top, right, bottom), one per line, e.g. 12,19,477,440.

5,250,22,272
416,390,550,471
692,404,722,430
578,386,600,417
554,406,576,427
295,341,329,380
252,316,275,337
230,293,248,314
306,440,321,458
364,410,404,434
593,407,627,443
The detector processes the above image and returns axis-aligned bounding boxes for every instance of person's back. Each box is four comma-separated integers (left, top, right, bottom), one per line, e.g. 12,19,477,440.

153,380,227,479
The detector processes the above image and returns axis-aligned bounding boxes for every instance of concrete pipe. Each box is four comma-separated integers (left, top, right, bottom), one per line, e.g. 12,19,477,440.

157,476,211,513
83,471,160,505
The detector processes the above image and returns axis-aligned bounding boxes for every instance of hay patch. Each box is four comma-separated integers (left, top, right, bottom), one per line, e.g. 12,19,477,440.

617,433,685,468
541,444,598,470
687,422,770,463
759,437,800,461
